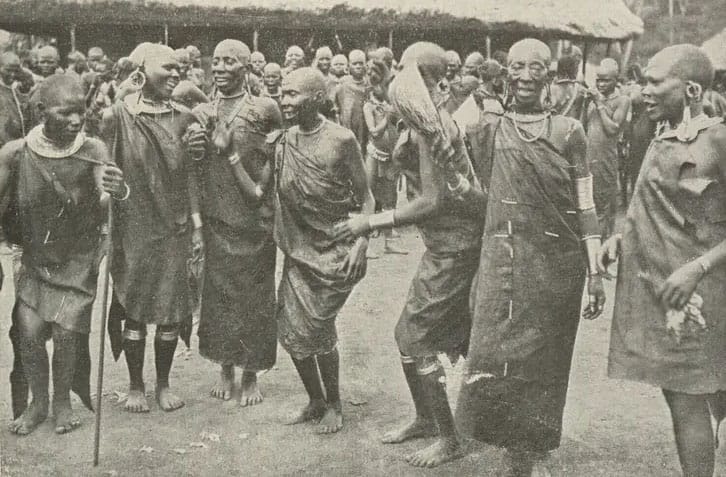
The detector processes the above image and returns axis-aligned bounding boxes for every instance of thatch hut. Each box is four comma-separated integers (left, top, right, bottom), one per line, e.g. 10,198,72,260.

702,27,726,71
0,0,643,62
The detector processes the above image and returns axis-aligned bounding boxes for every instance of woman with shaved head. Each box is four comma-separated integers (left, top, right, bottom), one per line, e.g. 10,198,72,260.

600,44,726,477
458,38,605,476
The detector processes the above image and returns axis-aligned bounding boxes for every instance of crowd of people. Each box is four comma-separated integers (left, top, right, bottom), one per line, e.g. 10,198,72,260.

1,33,726,477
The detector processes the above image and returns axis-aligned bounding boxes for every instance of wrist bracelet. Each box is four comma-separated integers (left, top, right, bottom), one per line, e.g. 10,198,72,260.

112,183,130,201
697,257,710,275
228,153,241,165
368,210,395,231
191,212,203,229
254,184,264,199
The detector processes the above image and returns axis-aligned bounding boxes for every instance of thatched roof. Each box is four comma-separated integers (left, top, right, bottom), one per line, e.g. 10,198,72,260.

702,28,726,71
0,0,643,40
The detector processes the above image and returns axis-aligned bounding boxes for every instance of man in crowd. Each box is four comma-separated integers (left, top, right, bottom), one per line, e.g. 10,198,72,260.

282,45,305,77
330,54,348,81
65,51,87,81
101,42,203,413
193,39,281,406
334,49,368,147
250,51,266,79
273,67,373,434
171,48,209,110
550,53,589,121
3,74,124,435
586,58,631,236
34,46,63,82
261,63,283,105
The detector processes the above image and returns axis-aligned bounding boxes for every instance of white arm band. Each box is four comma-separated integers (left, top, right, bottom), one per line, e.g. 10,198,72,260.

191,212,203,229
368,210,396,231
575,175,595,211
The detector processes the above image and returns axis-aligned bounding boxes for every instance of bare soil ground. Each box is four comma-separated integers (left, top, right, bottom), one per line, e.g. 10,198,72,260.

1,230,724,476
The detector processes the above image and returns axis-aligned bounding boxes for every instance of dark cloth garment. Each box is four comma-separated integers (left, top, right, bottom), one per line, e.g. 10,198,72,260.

193,95,279,370
456,114,587,452
104,99,192,326
392,118,482,358
273,121,364,360
609,118,726,394
705,90,726,118
395,248,479,358
0,84,26,146
335,76,368,147
587,90,630,236
198,220,277,369
550,80,589,123
13,142,105,334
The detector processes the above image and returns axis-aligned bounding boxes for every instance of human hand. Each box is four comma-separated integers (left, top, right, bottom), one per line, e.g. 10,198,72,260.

332,215,371,242
659,261,704,310
597,234,622,277
342,238,367,281
101,164,125,196
184,124,207,159
582,274,606,320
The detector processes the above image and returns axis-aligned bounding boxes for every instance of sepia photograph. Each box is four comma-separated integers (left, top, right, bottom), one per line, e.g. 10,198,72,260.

0,0,725,475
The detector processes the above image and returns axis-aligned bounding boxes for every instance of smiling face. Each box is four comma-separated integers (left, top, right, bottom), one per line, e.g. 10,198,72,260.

142,49,180,101
507,40,550,109
212,41,249,96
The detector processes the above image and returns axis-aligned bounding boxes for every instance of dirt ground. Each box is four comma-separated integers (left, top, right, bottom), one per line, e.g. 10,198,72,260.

1,230,725,476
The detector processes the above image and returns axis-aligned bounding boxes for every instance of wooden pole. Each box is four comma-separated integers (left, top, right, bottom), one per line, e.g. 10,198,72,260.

163,24,169,46
582,42,589,80
388,30,393,50
93,203,113,467
253,29,259,52
621,38,634,75
669,0,675,44
605,41,612,57
486,35,491,59
70,25,76,52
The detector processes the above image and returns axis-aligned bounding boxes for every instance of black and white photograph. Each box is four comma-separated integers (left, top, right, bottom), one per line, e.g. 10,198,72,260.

1,0,726,475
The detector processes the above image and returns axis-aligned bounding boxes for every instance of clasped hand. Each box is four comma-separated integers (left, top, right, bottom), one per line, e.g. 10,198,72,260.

101,164,125,196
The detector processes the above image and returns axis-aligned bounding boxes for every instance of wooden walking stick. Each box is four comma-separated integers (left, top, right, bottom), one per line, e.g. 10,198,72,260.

93,200,113,467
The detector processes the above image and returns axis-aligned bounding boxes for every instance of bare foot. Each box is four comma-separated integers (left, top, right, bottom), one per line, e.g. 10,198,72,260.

316,403,343,434
285,399,326,425
240,373,263,407
9,399,48,435
211,366,235,401
53,400,81,434
124,388,150,413
157,387,185,412
381,417,437,444
405,437,464,468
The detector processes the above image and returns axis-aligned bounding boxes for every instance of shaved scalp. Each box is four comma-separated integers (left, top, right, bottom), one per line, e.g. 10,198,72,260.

399,42,447,81
0,51,20,67
287,45,304,57
129,42,175,67
464,51,485,67
88,47,104,57
251,51,265,62
35,74,84,108
214,39,251,63
651,44,714,89
67,50,85,63
174,48,191,63
508,39,551,65
38,45,59,60
598,58,619,77
348,49,366,63
446,50,461,65
283,67,326,96
186,45,201,56
263,62,281,74
332,54,347,65
315,46,333,60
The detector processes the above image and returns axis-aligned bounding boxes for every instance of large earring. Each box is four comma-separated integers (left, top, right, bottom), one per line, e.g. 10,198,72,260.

686,82,702,102
129,68,146,91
